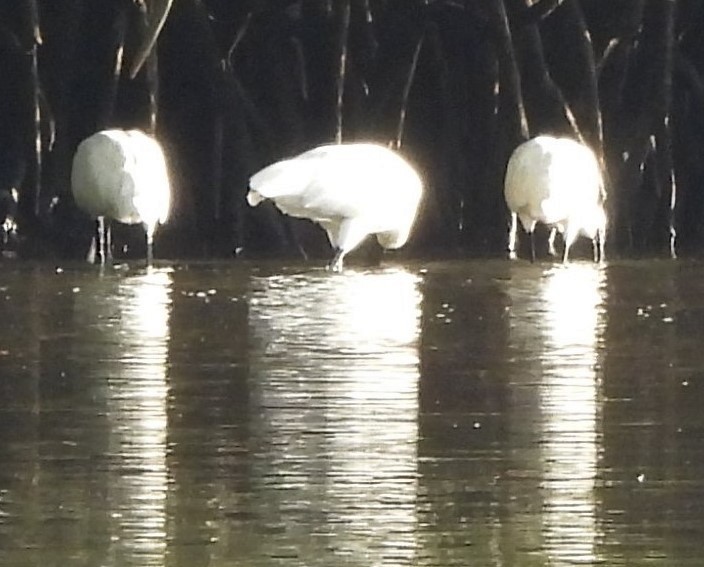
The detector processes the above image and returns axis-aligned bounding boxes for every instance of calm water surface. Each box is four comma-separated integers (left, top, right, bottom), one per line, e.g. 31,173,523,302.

1,258,703,566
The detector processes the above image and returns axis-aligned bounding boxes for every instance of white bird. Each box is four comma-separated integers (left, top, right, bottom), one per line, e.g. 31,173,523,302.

247,143,423,271
71,129,171,264
504,135,606,263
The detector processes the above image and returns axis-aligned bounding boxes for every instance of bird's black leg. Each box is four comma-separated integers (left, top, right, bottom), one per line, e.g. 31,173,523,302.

96,217,105,264
145,227,153,266
508,213,518,260
96,216,113,264
86,233,97,264
594,230,605,263
328,248,345,272
106,221,113,263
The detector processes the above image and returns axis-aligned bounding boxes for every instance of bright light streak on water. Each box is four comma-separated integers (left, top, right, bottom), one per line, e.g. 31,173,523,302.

104,268,172,566
2,260,704,566
249,267,421,566
540,264,605,566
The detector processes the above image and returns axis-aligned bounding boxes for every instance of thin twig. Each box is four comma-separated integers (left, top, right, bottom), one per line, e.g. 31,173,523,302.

335,0,351,144
394,30,424,150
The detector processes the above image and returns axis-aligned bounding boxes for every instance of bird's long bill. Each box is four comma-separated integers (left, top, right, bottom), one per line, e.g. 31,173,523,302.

129,0,174,79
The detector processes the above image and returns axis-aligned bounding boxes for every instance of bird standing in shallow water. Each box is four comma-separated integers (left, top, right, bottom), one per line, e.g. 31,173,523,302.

504,135,606,263
71,129,171,264
247,143,423,271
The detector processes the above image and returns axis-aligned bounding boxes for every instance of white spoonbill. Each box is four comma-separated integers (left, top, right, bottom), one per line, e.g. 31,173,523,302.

71,129,171,264
504,135,606,263
247,143,423,271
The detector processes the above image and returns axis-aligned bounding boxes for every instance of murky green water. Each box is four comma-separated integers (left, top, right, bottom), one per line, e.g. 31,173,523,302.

1,258,703,566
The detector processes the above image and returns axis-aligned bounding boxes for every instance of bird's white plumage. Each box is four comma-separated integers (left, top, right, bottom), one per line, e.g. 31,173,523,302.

71,129,171,262
248,143,423,270
504,135,606,262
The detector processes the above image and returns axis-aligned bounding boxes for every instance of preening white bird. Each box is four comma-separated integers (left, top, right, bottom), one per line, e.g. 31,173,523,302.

71,129,171,264
247,143,423,271
504,135,606,263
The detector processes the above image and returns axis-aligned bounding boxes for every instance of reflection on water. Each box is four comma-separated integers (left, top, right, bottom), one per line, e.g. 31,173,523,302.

2,260,704,566
106,269,172,565
73,268,173,566
249,268,421,566
503,262,606,565
539,264,605,566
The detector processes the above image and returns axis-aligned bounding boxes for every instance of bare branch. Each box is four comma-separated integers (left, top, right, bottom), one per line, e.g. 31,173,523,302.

129,0,173,79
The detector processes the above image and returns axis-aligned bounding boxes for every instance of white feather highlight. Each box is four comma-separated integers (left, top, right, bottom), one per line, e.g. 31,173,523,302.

504,135,606,262
248,143,423,270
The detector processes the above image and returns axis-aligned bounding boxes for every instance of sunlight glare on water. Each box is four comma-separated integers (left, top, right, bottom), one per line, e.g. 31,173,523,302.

504,262,606,565
540,264,605,566
3,259,704,566
248,267,421,566
96,268,173,565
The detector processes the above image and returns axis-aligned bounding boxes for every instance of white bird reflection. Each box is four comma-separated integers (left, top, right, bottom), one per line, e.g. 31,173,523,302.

539,264,605,566
110,269,171,564
248,268,421,566
75,268,173,566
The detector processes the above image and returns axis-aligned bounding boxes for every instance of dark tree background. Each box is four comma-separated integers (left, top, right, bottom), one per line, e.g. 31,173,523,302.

1,0,703,261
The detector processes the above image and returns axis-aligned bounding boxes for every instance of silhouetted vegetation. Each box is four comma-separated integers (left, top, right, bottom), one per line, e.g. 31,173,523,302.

1,0,704,261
